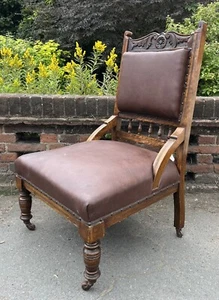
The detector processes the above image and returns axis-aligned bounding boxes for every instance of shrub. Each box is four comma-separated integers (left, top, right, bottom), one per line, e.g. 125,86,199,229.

0,36,118,95
0,36,65,94
64,41,119,96
166,1,219,96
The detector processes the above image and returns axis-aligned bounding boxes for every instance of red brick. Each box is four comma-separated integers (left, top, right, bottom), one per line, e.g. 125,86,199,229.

186,164,214,173
0,144,5,152
7,143,46,152
198,135,217,145
0,152,18,162
196,154,213,164
0,134,16,143
41,134,58,143
214,164,219,174
189,145,219,154
48,143,65,150
58,134,79,144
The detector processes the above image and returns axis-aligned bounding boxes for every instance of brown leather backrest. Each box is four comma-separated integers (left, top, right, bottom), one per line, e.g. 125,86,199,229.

117,48,190,121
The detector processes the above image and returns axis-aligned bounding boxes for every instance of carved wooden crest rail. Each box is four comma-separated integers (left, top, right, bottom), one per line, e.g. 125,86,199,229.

127,31,192,51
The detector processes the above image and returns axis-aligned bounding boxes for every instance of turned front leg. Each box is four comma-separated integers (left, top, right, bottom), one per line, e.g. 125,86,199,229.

82,241,101,291
19,188,36,231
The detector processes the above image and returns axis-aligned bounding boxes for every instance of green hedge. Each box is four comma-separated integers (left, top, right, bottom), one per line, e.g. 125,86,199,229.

166,1,219,96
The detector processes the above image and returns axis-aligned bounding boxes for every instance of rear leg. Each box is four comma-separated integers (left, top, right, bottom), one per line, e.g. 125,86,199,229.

174,183,185,238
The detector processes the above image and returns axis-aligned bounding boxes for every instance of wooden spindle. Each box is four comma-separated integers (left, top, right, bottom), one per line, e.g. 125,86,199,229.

137,122,142,135
128,119,132,133
148,123,152,136
158,125,162,138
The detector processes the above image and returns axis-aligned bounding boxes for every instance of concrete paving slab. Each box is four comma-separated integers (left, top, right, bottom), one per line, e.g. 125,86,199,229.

0,192,219,300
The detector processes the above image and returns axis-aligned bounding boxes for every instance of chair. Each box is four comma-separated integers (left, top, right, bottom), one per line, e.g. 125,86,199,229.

15,21,206,290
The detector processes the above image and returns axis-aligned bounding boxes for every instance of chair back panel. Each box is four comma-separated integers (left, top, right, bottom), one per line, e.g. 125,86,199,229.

117,49,190,120
114,22,207,153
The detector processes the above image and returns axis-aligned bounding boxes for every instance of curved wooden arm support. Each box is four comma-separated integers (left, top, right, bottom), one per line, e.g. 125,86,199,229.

152,127,185,189
87,115,118,141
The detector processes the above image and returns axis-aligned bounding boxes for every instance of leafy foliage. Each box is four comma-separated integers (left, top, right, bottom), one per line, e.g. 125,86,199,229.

17,0,213,52
0,36,64,94
0,0,22,35
166,1,219,96
0,36,118,95
1,0,217,96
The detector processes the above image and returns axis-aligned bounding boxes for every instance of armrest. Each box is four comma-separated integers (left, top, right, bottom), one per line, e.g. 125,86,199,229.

87,115,118,141
152,127,185,189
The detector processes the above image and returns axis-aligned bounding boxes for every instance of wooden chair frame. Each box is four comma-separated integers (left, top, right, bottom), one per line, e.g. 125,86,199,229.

16,21,206,290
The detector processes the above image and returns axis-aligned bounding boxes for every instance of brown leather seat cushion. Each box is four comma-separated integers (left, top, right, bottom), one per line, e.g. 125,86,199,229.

15,140,180,223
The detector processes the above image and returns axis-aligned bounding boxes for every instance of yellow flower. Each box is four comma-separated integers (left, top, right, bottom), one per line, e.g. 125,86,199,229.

64,60,78,73
38,62,48,78
9,54,23,68
68,69,76,79
74,42,86,59
8,54,22,68
23,49,31,59
93,40,107,53
0,47,13,58
26,71,35,84
23,49,35,66
105,48,117,69
113,63,119,74
105,58,114,69
49,54,59,71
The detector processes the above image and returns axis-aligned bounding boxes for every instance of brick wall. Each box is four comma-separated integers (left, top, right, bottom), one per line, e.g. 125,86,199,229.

0,94,218,192
187,97,219,189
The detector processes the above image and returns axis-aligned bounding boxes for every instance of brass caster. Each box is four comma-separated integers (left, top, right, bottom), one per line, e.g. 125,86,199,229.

25,221,36,231
81,280,94,291
176,228,183,238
